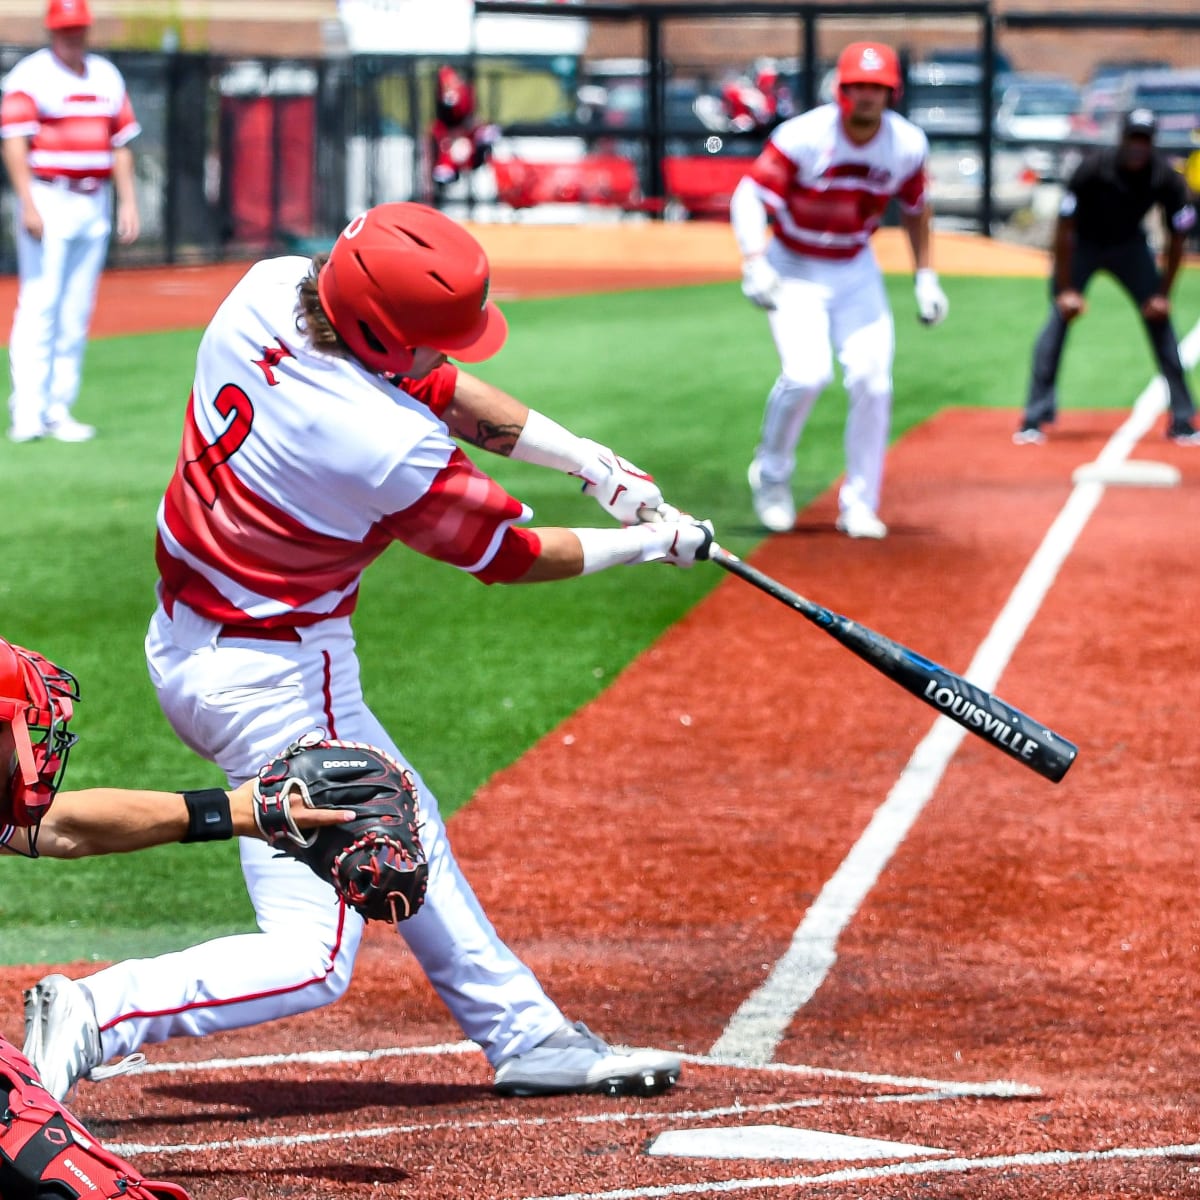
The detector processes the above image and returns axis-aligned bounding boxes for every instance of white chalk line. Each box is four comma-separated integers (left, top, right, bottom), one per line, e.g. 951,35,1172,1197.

710,318,1200,1066
107,1086,984,1157
108,1042,1033,1158
130,1040,1036,1098
518,1142,1200,1200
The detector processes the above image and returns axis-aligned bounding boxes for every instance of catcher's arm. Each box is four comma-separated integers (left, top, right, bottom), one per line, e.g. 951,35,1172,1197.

1,782,351,860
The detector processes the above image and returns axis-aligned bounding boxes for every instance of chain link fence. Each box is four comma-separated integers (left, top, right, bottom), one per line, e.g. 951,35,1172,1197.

2,4,1200,271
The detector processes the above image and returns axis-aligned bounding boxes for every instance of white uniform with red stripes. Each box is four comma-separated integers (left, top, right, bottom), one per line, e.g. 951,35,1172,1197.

742,102,928,519
79,257,569,1068
1,48,138,434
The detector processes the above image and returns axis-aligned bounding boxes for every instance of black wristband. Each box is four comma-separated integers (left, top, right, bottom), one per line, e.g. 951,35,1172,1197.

180,788,234,843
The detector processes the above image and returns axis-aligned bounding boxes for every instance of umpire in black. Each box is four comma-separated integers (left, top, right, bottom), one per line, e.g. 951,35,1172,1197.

1015,108,1199,444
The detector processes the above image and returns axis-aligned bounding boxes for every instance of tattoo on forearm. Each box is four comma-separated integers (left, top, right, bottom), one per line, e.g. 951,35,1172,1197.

471,419,523,455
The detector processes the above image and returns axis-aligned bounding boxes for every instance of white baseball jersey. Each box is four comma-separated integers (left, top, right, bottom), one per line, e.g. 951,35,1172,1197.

0,48,138,180
156,257,539,629
746,103,928,259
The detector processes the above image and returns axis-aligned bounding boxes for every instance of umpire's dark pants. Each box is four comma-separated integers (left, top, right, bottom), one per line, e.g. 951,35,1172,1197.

1022,235,1196,428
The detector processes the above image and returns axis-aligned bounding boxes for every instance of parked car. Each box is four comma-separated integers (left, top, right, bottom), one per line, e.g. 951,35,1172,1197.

1070,78,1127,144
1108,68,1200,153
1085,58,1170,93
926,139,1039,221
995,75,1080,179
904,61,990,138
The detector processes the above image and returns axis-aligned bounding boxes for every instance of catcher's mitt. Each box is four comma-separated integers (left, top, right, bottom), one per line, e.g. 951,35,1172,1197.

252,733,428,924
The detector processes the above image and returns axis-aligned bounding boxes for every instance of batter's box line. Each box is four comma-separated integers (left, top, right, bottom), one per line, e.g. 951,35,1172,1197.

679,1052,1041,1098
126,1040,1039,1100
107,1087,999,1159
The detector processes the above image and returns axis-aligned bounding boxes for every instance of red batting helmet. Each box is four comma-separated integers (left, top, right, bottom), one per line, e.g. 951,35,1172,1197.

45,0,92,30
836,41,902,114
0,638,79,829
316,203,507,376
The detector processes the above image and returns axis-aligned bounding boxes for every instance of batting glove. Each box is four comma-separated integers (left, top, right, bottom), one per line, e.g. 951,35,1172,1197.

645,514,715,568
575,439,665,525
915,269,949,326
741,255,781,310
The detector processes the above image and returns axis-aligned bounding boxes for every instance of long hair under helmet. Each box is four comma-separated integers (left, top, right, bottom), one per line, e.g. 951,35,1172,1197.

316,202,508,376
836,41,902,118
0,638,79,829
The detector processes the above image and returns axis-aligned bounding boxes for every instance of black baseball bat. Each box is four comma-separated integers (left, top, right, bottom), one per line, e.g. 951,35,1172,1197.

708,545,1077,783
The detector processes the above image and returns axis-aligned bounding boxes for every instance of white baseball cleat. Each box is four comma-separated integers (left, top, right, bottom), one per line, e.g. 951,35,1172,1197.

747,460,796,533
836,507,888,539
45,415,97,442
23,974,144,1101
493,1021,681,1098
7,419,46,443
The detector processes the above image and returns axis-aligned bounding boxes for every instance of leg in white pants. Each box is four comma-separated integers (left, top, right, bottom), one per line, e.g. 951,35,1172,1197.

84,605,565,1069
830,259,894,517
8,182,110,433
755,273,835,484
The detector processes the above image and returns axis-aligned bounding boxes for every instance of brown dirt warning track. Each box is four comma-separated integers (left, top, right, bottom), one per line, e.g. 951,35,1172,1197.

3,229,1198,1199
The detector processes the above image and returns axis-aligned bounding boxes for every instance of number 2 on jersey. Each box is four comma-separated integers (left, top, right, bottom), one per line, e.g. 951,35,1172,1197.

182,384,255,508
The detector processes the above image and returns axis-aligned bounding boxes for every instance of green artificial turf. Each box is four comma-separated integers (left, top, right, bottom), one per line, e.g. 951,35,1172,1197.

1,268,1196,961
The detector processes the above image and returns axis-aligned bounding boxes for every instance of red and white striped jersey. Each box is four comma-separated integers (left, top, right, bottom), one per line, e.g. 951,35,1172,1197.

0,48,138,180
156,257,540,629
747,104,928,260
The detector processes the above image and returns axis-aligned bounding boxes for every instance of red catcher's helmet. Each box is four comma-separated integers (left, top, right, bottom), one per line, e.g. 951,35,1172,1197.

316,203,507,376
836,41,902,114
0,638,79,829
45,0,92,30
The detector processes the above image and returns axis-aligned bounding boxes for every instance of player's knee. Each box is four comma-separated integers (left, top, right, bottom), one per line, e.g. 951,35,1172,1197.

845,369,892,408
776,366,833,399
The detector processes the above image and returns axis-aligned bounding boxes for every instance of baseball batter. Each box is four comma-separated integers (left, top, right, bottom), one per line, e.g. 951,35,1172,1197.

731,40,949,539
22,202,711,1104
1,0,140,444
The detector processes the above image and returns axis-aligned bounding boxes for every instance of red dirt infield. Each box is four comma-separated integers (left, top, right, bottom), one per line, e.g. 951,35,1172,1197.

3,233,1197,1199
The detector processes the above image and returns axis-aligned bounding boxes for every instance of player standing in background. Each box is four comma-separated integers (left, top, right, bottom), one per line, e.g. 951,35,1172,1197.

1,0,140,444
22,202,712,1106
731,40,948,539
1014,108,1200,445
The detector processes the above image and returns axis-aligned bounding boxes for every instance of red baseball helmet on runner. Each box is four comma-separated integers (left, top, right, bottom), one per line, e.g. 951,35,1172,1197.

45,0,92,30
0,638,79,829
836,41,902,112
316,202,508,375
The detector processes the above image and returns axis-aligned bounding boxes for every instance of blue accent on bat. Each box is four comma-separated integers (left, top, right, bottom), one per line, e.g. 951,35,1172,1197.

901,648,942,673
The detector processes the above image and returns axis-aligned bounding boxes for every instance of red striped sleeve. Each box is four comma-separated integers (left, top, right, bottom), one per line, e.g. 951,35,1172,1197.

0,90,38,132
896,164,927,211
748,142,794,201
380,447,537,581
110,91,137,144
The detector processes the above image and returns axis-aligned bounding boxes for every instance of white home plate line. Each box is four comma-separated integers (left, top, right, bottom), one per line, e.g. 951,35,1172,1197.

107,1087,994,1159
710,319,1200,1066
522,1142,1200,1200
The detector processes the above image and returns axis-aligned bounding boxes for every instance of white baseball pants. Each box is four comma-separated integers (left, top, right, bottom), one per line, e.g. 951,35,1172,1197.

754,243,895,517
81,601,566,1068
8,179,111,433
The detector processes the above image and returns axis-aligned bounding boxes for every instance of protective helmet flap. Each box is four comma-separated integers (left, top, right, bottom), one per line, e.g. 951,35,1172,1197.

0,638,79,827
316,203,507,375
